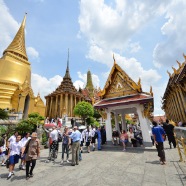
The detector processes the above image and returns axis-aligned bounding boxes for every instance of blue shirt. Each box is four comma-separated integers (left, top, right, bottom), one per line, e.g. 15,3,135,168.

152,126,165,142
69,130,81,142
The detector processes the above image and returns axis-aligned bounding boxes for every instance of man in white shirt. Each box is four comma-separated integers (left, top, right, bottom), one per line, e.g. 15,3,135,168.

49,126,58,161
7,135,22,180
7,131,18,147
19,133,31,170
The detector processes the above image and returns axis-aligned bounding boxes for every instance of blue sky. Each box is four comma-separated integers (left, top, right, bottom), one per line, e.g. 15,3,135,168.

1,0,186,115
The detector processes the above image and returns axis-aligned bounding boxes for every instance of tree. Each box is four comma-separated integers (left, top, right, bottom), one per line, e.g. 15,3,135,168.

0,108,8,120
74,101,94,125
93,108,101,121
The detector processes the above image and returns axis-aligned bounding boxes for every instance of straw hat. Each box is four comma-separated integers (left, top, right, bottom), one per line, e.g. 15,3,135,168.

31,132,37,138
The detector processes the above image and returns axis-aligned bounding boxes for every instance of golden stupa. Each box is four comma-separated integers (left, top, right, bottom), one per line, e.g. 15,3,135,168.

0,14,45,118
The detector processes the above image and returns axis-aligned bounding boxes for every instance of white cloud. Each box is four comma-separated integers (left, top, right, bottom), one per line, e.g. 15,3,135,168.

0,0,19,54
73,80,84,90
129,42,141,53
153,0,186,68
27,47,39,59
31,73,63,102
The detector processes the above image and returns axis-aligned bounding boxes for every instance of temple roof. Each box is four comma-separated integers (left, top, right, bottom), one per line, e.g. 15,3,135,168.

3,14,28,61
163,54,186,99
94,93,153,109
45,50,84,97
99,56,142,99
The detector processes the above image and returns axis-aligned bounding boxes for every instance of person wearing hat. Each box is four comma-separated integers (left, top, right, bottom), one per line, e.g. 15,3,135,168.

69,126,81,166
22,132,40,180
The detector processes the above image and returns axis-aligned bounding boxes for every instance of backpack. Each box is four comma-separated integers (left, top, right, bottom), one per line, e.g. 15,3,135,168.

58,132,62,142
94,132,98,139
0,137,5,147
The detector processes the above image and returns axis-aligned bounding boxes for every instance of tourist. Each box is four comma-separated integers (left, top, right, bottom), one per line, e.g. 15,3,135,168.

61,127,70,164
134,130,143,147
96,127,102,150
7,135,22,180
49,126,58,161
120,130,128,151
69,126,81,166
22,132,40,180
85,126,92,153
91,125,96,151
80,129,84,153
19,132,31,170
101,126,106,145
71,118,74,128
163,119,176,148
152,121,166,165
127,128,136,147
7,131,18,147
112,129,119,145
0,134,7,166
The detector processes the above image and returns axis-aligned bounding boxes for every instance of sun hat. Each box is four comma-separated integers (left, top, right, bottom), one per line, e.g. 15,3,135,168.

31,132,37,138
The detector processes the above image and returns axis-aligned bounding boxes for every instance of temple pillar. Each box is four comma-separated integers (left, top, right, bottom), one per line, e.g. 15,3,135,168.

49,97,53,118
175,90,185,122
55,96,58,118
178,86,186,121
70,94,73,117
75,96,77,106
136,105,151,146
114,113,119,132
65,93,68,116
105,111,112,141
60,94,63,117
171,95,179,122
121,113,127,131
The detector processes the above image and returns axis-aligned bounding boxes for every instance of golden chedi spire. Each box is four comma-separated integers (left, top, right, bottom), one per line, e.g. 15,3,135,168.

3,13,28,60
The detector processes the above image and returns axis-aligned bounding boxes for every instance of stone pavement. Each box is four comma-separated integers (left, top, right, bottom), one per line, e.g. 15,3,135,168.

0,142,185,186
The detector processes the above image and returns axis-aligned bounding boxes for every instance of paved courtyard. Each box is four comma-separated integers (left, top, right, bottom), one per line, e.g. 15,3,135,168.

0,142,186,186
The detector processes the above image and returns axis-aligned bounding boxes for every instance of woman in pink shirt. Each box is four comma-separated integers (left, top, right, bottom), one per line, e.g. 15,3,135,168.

120,130,128,151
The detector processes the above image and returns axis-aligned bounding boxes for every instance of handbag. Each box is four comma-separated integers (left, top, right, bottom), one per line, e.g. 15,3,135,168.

5,158,10,169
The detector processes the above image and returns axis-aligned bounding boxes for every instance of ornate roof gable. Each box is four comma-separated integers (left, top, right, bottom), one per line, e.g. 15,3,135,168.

101,58,142,99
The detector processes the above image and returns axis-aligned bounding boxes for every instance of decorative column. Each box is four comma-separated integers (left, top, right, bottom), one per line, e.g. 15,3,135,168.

55,96,58,118
170,95,179,122
121,113,127,131
178,86,186,121
74,96,77,106
60,94,63,117
114,113,119,132
175,90,185,121
136,105,151,146
105,111,112,141
49,97,53,118
172,93,182,122
70,94,73,117
65,93,68,116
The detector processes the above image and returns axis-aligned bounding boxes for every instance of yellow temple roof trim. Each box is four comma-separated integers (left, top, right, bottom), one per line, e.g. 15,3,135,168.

3,14,28,61
100,58,142,97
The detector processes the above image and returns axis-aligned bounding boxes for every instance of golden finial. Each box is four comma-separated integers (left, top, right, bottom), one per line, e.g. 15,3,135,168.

167,70,172,77
172,67,178,74
137,78,141,86
176,60,181,68
113,53,116,65
183,53,186,60
37,92,40,97
3,13,28,60
150,86,153,96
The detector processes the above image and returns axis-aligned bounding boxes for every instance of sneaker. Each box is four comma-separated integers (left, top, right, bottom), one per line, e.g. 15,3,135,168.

66,160,70,163
7,175,12,180
60,160,64,165
123,149,126,151
26,176,30,180
11,172,15,175
22,166,26,170
1,163,6,166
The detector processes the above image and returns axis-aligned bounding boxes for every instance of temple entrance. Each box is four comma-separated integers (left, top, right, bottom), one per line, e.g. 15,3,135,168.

23,94,30,119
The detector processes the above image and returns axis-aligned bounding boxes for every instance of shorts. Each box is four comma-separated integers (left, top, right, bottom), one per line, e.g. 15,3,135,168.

120,139,128,143
0,151,6,161
9,154,20,165
91,137,95,143
80,139,84,147
86,142,90,147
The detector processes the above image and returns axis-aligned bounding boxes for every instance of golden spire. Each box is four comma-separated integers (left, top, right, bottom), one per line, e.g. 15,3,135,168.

172,67,178,74
176,60,181,68
113,53,116,65
150,86,153,96
3,13,28,60
183,53,186,61
167,70,172,77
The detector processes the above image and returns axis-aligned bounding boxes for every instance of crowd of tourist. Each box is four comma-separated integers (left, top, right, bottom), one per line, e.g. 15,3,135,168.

0,117,182,180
